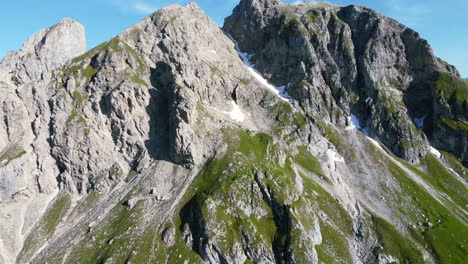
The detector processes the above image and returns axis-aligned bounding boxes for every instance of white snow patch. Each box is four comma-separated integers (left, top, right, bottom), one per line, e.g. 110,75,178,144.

345,114,371,136
367,137,384,151
227,101,245,122
346,114,361,130
430,146,441,158
414,114,427,129
228,35,291,101
326,149,345,163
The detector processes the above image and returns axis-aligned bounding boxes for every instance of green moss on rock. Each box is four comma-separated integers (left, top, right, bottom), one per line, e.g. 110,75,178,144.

437,115,468,132
435,72,468,103
0,146,26,167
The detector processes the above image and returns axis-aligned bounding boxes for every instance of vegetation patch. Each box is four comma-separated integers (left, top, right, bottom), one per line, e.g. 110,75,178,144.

44,193,72,234
206,62,224,76
271,101,307,131
239,78,250,85
171,128,353,262
129,74,149,86
435,72,468,103
294,146,324,177
0,146,26,167
20,192,71,262
417,155,468,210
306,9,321,24
281,16,309,36
371,214,425,263
440,150,467,180
83,65,97,79
383,155,468,263
437,115,468,132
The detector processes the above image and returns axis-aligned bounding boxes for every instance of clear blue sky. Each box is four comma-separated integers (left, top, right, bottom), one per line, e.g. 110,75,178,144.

1,0,467,77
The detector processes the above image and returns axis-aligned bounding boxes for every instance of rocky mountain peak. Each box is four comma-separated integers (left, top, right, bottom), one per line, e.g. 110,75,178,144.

0,1,467,263
0,17,86,85
225,0,467,164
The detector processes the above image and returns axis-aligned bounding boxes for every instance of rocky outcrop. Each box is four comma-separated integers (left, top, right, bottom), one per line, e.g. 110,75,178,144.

224,0,464,163
0,18,86,85
430,72,468,165
0,18,86,264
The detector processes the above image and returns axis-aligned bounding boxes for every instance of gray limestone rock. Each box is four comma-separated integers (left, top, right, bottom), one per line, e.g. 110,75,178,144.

224,0,465,163
0,1,466,264
0,18,86,85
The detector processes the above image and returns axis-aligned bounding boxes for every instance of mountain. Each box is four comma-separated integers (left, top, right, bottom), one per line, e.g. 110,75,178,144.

0,0,466,263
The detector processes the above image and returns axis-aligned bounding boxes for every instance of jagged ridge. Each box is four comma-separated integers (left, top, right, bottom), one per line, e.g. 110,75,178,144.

0,1,466,264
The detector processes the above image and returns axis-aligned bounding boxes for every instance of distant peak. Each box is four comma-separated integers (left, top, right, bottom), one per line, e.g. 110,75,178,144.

57,17,80,25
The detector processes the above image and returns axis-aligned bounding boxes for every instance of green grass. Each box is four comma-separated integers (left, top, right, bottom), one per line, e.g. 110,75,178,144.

61,65,83,79
19,193,71,262
416,155,468,210
315,221,352,264
294,146,324,177
71,191,101,217
45,193,72,234
171,128,353,262
65,91,88,128
364,140,468,263
298,80,309,87
35,127,353,262
378,91,402,114
440,151,467,180
207,63,224,76
65,201,147,263
281,16,309,36
83,65,97,79
71,37,146,75
271,101,307,130
371,214,425,263
306,9,321,24
435,72,468,103
437,115,468,132
72,91,87,105
385,157,468,263
129,74,149,86
72,37,122,63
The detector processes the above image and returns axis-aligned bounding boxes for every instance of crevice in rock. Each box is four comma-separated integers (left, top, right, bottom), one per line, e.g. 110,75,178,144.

179,197,210,260
45,99,66,189
254,172,294,264
148,64,172,162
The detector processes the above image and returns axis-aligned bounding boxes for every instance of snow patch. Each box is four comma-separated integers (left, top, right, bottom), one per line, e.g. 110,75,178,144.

414,114,427,129
227,101,245,122
346,114,361,130
367,137,384,151
326,149,345,163
430,147,441,158
346,114,371,136
228,35,291,101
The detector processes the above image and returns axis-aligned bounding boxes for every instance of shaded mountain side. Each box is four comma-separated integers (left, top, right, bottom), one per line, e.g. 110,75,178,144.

0,1,466,264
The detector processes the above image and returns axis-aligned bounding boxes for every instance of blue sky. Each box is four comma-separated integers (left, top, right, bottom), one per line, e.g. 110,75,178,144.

1,0,467,77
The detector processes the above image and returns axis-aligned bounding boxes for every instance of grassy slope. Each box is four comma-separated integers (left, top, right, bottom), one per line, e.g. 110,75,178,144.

366,142,467,264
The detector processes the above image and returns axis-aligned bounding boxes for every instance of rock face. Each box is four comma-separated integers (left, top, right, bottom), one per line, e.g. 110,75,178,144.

0,1,467,264
0,18,86,85
0,18,86,264
224,0,465,163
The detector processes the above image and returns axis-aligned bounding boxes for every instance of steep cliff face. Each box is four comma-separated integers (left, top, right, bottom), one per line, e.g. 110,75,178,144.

0,18,86,264
224,0,465,164
0,1,467,264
